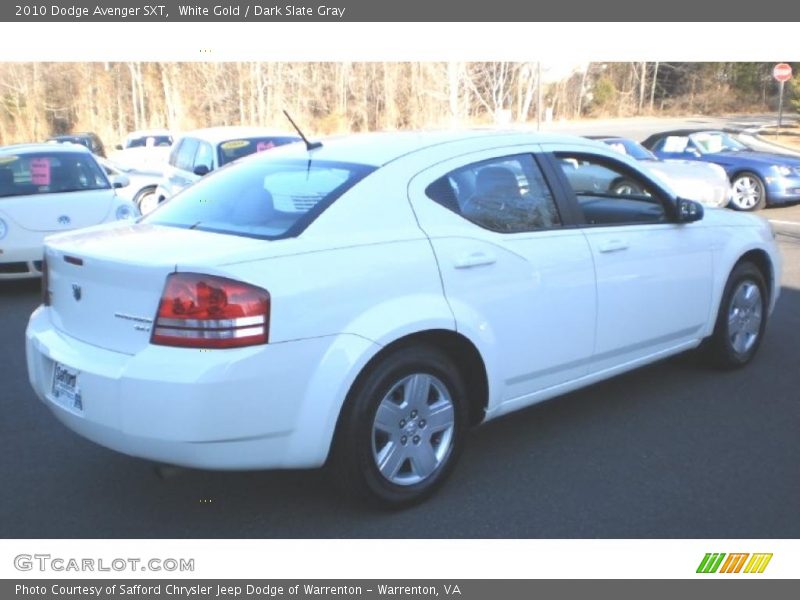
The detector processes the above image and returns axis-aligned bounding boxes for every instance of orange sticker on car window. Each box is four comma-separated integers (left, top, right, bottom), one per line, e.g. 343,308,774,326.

220,140,250,151
30,158,51,185
256,141,275,152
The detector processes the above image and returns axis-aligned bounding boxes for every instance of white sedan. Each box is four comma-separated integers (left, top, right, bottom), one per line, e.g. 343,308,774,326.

26,131,780,506
0,144,138,279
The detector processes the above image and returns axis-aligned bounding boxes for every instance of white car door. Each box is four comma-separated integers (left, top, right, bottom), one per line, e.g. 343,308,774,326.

544,145,714,373
408,148,597,417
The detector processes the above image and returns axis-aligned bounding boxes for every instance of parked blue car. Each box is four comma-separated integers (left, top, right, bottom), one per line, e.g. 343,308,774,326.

642,129,800,211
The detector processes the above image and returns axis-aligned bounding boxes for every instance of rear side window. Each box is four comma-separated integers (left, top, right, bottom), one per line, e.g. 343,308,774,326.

145,158,375,239
217,137,300,166
425,154,561,233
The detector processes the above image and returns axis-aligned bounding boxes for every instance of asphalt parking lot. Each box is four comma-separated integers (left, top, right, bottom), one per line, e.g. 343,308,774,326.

1,204,799,539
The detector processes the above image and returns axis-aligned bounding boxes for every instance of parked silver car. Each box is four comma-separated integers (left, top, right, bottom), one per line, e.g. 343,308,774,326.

592,136,731,208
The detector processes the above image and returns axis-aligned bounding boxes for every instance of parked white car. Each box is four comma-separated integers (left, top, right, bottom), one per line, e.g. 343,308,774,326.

118,129,174,151
99,158,163,215
153,127,300,209
26,132,780,506
0,144,138,279
110,129,174,171
592,136,732,208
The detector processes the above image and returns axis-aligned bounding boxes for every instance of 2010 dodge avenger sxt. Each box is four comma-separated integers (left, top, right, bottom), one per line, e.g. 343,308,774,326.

26,131,781,506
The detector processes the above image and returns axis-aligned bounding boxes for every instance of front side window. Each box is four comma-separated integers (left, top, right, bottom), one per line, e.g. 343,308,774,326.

175,138,199,171
425,154,561,233
193,142,214,171
556,153,668,225
0,152,109,198
145,158,375,240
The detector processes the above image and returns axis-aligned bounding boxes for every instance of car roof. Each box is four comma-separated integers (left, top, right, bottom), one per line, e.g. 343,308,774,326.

178,126,299,144
0,142,93,155
586,135,631,142
260,129,597,167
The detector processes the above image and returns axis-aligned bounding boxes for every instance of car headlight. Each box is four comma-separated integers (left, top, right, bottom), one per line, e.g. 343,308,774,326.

0,217,7,240
774,165,792,176
115,205,135,221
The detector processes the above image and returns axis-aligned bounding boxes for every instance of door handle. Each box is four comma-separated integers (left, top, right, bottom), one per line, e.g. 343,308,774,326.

598,239,629,253
454,251,497,269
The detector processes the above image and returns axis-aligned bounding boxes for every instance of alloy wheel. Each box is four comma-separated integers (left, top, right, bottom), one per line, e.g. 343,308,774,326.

371,373,455,486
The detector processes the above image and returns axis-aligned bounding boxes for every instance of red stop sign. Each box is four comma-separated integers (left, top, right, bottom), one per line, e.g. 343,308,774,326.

773,63,792,82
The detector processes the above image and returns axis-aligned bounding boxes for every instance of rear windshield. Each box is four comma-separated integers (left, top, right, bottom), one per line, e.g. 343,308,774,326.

217,137,299,166
0,152,110,198
126,135,173,148
144,158,375,239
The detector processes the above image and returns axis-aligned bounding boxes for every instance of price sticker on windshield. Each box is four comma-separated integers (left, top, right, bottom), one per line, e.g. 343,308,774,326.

30,158,51,185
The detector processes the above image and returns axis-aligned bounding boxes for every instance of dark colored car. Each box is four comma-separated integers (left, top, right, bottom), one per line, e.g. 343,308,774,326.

642,129,800,211
46,132,107,158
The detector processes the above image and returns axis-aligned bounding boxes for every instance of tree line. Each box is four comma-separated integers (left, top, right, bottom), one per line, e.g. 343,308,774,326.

0,62,795,146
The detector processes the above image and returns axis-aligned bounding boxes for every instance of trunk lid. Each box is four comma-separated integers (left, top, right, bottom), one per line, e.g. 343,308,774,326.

44,223,278,354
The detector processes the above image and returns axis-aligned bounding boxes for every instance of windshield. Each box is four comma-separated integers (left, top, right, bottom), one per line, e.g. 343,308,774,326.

603,139,657,161
689,132,747,154
125,135,173,148
0,152,110,198
144,158,375,239
217,136,300,166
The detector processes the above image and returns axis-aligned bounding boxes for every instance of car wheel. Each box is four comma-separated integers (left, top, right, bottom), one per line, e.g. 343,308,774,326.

134,187,158,215
706,261,768,369
331,345,467,508
610,177,643,196
730,172,766,211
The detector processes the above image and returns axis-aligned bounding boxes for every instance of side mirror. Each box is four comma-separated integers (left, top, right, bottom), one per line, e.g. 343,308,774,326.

115,144,123,151
193,165,211,177
677,198,704,223
110,174,130,189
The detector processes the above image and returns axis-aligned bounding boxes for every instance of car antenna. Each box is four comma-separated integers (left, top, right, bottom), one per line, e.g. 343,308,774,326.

283,110,322,151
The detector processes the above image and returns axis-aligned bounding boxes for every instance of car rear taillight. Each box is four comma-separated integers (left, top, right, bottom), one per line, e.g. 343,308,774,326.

41,258,50,306
151,273,270,349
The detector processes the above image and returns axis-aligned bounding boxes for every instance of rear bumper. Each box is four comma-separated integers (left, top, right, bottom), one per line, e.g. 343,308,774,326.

26,306,378,470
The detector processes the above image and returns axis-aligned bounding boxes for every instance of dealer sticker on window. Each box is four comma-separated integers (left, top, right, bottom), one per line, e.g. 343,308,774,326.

51,362,83,413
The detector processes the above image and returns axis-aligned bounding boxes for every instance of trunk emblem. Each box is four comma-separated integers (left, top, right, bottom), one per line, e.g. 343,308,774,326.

58,215,71,225
71,284,82,301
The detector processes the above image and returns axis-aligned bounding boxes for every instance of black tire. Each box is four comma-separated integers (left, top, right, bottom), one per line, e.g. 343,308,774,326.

330,345,467,508
705,261,768,369
610,177,644,196
729,172,767,211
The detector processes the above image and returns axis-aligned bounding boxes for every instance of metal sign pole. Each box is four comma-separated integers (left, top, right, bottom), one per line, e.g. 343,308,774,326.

777,80,785,134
